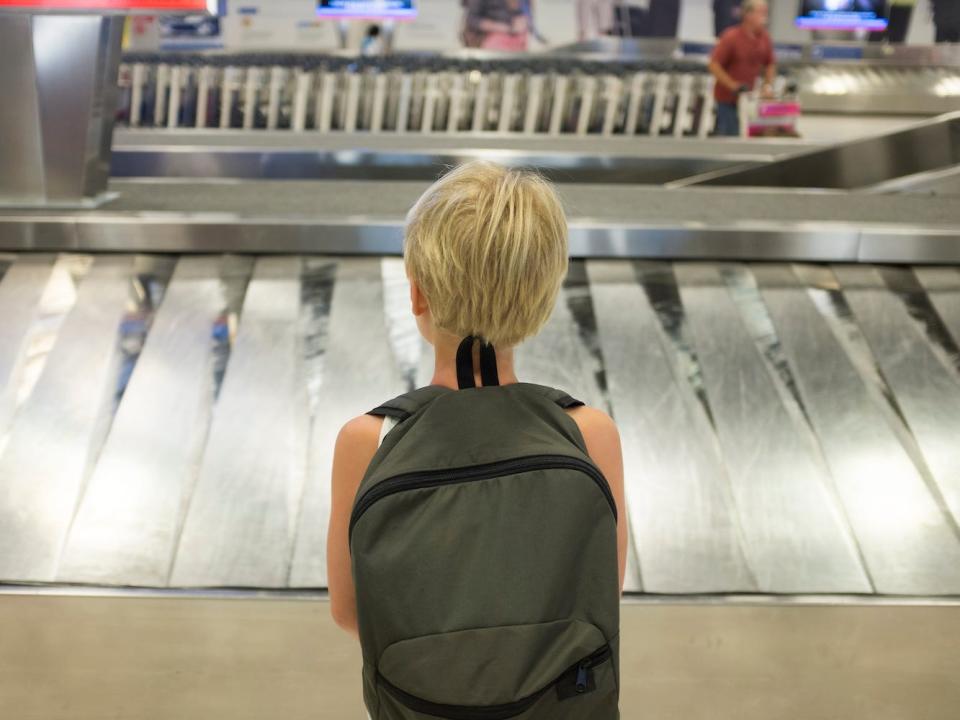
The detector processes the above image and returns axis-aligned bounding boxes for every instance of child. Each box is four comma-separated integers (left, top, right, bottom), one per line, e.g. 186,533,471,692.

327,161,626,718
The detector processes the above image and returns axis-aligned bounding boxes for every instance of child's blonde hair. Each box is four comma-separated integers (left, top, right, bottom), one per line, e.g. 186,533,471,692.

404,161,568,348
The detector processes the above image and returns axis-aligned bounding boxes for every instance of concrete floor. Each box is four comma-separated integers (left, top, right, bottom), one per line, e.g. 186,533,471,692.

0,592,958,720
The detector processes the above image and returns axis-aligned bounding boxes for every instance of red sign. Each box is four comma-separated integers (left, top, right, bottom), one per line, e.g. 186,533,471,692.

0,0,213,10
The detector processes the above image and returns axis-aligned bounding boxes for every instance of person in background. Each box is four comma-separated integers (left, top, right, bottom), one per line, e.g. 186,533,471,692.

887,0,917,42
361,24,383,56
869,0,915,43
577,0,616,41
932,0,960,43
708,0,775,137
462,0,540,51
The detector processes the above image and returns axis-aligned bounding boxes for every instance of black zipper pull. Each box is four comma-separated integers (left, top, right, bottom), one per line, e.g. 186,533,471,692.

557,649,606,701
575,662,589,693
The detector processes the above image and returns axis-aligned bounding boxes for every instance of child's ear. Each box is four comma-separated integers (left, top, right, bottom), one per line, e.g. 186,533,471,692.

410,280,429,317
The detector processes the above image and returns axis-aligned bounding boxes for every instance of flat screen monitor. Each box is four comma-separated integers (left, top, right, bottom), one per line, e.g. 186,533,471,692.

796,0,888,31
0,0,217,11
316,0,416,20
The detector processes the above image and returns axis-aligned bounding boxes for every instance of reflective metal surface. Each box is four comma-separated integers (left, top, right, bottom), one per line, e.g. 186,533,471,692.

0,256,135,581
0,255,56,441
117,42,960,150
289,258,407,588
0,254,958,597
684,112,960,191
2,193,958,264
111,145,753,186
58,256,253,586
516,265,609,413
833,265,960,531
587,260,754,594
673,263,870,593
755,264,960,595
0,15,123,206
916,268,960,349
0,16,45,203
117,54,721,139
170,257,309,588
33,15,123,201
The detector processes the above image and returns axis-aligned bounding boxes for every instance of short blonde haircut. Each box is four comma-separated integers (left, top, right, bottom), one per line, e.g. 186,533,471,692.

404,161,569,348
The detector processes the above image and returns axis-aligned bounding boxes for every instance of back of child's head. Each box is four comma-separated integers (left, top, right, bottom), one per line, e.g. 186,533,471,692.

404,161,568,348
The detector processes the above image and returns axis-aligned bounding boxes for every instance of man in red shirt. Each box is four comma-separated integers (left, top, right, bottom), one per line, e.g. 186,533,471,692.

708,0,776,137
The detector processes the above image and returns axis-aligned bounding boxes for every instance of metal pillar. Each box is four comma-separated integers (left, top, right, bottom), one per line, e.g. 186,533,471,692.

0,14,124,207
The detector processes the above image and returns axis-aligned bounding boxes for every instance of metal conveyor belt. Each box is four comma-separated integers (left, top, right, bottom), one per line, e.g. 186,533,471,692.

2,254,960,595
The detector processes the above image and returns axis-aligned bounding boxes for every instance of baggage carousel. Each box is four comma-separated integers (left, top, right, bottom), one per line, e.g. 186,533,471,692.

2,248,960,596
2,73,960,599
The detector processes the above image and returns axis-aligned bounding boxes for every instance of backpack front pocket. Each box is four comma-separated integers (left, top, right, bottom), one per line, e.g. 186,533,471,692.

375,618,617,720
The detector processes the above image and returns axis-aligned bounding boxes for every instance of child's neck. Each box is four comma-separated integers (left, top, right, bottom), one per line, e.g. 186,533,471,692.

429,335,519,390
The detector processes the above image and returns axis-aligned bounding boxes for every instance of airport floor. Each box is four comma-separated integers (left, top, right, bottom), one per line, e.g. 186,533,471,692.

1,592,958,720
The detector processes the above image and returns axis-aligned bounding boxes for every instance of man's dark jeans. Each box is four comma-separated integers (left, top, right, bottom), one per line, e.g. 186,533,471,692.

715,101,740,137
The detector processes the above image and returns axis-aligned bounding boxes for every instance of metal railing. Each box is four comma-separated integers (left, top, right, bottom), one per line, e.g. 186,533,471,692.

117,54,732,139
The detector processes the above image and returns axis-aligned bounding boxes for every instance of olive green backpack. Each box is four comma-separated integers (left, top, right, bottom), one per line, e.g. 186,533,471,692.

350,337,620,719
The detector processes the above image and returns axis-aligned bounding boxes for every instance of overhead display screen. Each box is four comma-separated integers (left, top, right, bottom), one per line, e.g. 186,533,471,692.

0,0,217,11
316,0,416,20
796,0,888,31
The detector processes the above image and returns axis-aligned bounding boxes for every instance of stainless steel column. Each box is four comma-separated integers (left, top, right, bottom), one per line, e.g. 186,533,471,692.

0,14,123,206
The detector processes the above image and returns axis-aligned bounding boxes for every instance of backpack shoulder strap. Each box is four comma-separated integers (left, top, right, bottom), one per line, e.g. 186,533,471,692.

367,385,454,421
519,383,586,410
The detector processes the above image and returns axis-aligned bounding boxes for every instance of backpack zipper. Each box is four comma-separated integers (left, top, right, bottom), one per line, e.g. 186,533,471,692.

350,454,617,542
377,643,612,720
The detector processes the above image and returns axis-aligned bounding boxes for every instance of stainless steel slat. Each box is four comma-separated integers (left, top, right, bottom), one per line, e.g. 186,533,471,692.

57,256,254,587
674,263,871,593
167,66,182,130
515,266,608,414
289,258,407,588
623,73,646,136
833,265,960,530
516,263,642,592
242,67,260,131
0,256,135,582
154,64,169,127
699,77,716,139
755,264,960,595
1,256,95,444
170,257,308,588
915,268,960,350
379,258,428,390
130,63,145,127
196,66,212,129
587,260,755,593
0,255,56,440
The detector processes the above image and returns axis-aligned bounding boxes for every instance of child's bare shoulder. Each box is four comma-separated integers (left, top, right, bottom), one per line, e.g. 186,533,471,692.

335,414,384,461
564,405,619,440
